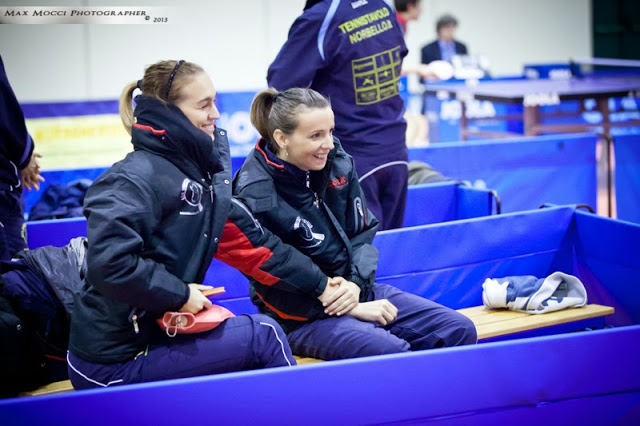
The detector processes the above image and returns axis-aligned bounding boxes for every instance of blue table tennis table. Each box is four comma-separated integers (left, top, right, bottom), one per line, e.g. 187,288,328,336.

425,75,640,140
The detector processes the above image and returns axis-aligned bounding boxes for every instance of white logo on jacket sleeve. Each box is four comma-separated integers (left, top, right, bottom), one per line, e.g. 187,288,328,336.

294,216,325,248
180,178,203,216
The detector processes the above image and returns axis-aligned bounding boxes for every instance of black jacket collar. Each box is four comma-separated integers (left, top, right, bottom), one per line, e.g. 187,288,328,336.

131,95,222,183
253,138,338,194
263,143,309,184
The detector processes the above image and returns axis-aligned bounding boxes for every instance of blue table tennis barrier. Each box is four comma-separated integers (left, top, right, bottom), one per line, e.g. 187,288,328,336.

3,205,639,424
25,181,500,317
26,133,594,221
409,133,598,214
211,205,640,327
615,134,640,223
22,167,108,219
403,182,499,227
26,181,499,250
23,157,246,216
26,217,88,249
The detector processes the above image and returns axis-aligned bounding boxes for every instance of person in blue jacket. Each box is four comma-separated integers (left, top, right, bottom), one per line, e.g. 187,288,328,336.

67,60,342,389
0,54,44,261
267,0,410,230
233,87,477,360
421,14,468,65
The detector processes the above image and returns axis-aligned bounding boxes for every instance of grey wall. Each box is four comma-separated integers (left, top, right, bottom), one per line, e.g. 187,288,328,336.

0,0,591,102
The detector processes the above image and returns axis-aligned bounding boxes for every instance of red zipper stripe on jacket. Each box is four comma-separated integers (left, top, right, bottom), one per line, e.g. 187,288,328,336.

45,354,68,362
256,140,284,169
133,123,167,135
214,220,279,285
255,292,308,322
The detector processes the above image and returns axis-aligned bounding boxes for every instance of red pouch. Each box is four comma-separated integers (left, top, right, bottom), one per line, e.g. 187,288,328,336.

157,287,234,336
158,305,235,336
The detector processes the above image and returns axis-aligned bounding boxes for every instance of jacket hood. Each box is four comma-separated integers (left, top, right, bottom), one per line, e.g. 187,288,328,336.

131,95,222,182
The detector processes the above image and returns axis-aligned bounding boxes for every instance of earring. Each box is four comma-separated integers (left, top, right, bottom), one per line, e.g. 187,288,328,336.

285,149,289,157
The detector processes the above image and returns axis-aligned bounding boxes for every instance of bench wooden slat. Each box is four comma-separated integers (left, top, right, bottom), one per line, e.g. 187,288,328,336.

457,306,534,326
459,304,614,340
20,380,74,396
456,305,492,318
293,356,324,365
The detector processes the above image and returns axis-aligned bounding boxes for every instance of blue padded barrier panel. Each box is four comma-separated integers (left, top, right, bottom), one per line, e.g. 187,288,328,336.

615,134,640,223
30,132,596,224
403,182,495,227
25,206,639,328
231,156,246,176
26,181,497,298
375,206,576,278
24,206,639,327
24,160,247,216
373,206,576,309
573,210,640,326
417,393,640,426
23,167,108,216
203,258,250,300
409,134,598,213
25,179,495,250
27,217,87,249
215,297,259,315
403,182,459,227
1,326,638,425
207,207,577,311
456,184,495,219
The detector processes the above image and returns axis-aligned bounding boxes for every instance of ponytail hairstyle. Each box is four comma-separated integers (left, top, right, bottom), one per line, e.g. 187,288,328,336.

119,59,204,134
250,87,331,154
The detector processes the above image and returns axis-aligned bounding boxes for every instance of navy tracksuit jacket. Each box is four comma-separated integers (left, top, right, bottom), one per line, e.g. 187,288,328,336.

234,138,379,332
0,54,33,260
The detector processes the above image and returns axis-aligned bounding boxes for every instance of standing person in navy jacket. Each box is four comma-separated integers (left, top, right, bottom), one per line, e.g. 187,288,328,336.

67,60,339,390
268,0,409,230
0,54,44,261
233,88,477,361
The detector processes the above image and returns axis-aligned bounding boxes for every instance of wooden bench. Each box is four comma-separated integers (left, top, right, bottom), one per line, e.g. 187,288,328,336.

20,380,74,396
21,304,613,396
458,304,615,340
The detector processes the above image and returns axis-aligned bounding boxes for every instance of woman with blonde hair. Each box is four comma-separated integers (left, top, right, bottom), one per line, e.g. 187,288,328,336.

67,60,335,389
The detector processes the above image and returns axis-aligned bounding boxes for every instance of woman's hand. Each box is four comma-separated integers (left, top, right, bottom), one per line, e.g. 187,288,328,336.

21,152,45,191
318,277,360,316
179,283,213,314
348,299,398,326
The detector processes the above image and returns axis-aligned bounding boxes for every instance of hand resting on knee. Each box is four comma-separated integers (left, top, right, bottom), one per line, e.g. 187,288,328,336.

348,299,398,326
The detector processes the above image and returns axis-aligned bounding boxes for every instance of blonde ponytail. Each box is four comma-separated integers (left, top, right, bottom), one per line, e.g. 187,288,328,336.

119,80,137,135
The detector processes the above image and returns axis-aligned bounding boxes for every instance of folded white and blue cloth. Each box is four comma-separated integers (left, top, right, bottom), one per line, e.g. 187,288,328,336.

482,272,588,314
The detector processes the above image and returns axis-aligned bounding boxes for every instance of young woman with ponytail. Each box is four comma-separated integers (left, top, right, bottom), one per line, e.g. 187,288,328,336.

67,60,337,389
233,87,478,361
